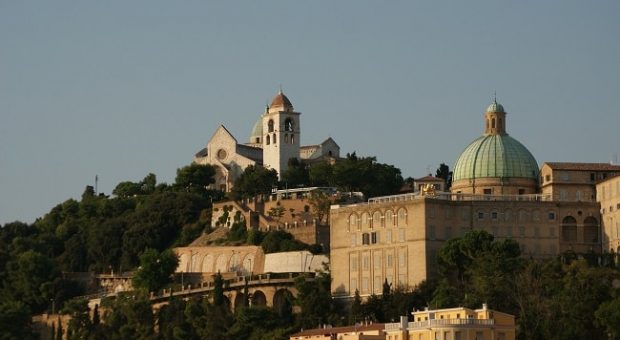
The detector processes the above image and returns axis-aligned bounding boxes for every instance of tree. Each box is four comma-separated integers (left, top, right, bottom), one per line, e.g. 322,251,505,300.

308,192,332,225
295,270,334,329
595,298,620,338
233,165,278,199
0,300,33,339
435,163,452,189
308,161,334,186
132,248,179,293
101,292,155,339
281,158,309,188
267,203,286,224
174,163,217,193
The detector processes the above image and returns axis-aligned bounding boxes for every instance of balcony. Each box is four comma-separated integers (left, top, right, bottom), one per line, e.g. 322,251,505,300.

408,318,494,329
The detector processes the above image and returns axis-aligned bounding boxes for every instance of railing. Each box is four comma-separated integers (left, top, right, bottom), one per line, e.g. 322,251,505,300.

367,192,553,205
405,318,495,329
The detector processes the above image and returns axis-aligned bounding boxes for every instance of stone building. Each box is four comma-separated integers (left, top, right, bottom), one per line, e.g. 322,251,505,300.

598,174,620,253
194,90,340,191
330,99,612,298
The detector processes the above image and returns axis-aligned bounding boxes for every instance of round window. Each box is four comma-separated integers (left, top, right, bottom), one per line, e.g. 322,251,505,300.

217,149,227,160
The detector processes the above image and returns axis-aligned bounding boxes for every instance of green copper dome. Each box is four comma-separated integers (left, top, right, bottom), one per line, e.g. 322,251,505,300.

452,134,539,182
249,117,263,143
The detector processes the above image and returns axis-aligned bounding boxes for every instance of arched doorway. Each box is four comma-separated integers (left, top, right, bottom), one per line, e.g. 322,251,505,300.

273,289,293,318
251,290,267,306
234,293,247,310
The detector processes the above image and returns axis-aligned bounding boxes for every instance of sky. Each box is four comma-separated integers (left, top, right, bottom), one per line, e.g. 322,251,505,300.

1,1,619,224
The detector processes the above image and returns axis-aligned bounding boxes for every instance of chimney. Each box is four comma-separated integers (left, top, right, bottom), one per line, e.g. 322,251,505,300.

482,303,488,310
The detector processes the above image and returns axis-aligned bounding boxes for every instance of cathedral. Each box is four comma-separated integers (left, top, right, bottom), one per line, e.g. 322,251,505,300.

194,90,340,191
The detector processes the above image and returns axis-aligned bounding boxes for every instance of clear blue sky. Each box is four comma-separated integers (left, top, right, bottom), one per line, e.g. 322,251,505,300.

1,1,619,224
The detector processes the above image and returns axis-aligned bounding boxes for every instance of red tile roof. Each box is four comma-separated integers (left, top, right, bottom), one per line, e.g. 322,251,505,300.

290,323,385,337
544,162,620,171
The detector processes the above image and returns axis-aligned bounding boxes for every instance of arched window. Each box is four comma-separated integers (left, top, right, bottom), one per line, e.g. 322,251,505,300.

584,216,599,243
397,208,407,226
349,214,358,231
492,118,496,129
361,212,369,229
273,133,277,144
372,211,382,228
561,216,577,242
284,134,289,143
284,118,294,132
291,134,295,144
385,210,395,226
266,135,270,145
268,119,274,132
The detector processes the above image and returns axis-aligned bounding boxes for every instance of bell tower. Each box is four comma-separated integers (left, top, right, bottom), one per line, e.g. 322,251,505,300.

484,97,507,136
262,89,301,178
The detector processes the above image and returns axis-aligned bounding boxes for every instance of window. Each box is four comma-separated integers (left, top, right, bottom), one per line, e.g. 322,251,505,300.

548,212,556,220
399,229,406,242
272,133,276,144
492,211,498,220
350,234,357,246
386,254,393,268
374,276,382,293
386,230,392,243
545,174,551,182
478,211,485,219
397,208,407,226
266,135,270,145
519,226,526,237
428,225,436,240
385,210,394,226
371,232,379,244
363,255,369,270
372,211,382,228
284,118,294,132
399,251,406,267
362,233,370,245
483,188,492,195
350,257,358,271
519,188,525,195
284,134,289,143
267,119,274,132
350,279,357,292
374,253,381,269
476,332,483,340
362,277,369,293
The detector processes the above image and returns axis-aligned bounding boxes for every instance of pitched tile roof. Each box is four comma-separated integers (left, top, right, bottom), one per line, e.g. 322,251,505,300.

544,162,620,171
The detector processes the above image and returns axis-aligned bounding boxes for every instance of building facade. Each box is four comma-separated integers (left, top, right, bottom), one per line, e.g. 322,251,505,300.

330,100,609,298
384,305,515,340
597,175,620,253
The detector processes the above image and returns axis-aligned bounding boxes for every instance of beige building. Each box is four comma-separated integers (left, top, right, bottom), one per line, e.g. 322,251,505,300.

597,174,620,253
330,99,606,298
384,305,515,340
194,90,340,190
541,162,620,202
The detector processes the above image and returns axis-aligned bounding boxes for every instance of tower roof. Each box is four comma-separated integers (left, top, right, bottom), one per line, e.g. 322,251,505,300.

249,117,263,142
270,89,293,110
486,99,505,113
